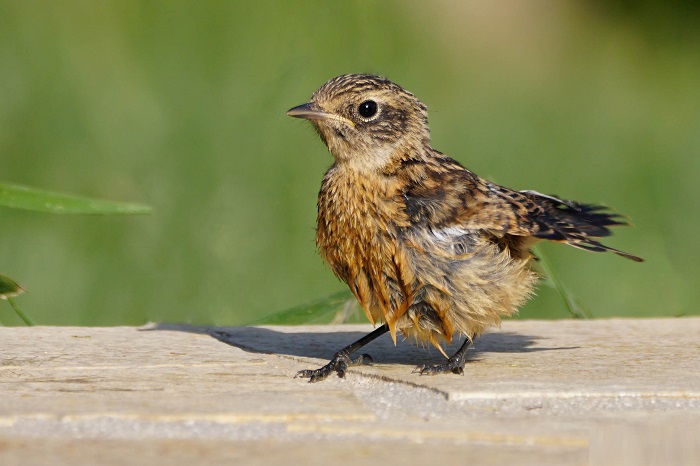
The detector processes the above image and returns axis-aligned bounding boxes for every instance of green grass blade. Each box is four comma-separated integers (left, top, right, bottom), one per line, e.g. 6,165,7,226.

247,289,361,325
533,245,592,319
0,183,151,215
7,297,35,326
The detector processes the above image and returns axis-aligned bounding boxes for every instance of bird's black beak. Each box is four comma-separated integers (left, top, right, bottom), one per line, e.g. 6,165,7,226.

287,103,332,121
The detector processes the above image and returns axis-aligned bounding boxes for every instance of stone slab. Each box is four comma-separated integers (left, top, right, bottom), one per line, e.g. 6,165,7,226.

1,318,699,465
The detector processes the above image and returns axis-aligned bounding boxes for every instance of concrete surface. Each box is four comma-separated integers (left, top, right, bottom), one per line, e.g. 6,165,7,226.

1,318,699,466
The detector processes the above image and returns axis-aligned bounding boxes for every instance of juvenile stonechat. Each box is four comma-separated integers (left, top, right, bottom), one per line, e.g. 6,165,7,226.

287,74,642,382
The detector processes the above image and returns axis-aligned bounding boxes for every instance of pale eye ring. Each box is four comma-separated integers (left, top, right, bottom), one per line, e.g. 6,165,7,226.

357,100,378,119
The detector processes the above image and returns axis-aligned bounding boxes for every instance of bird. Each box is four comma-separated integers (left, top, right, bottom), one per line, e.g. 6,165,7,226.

287,74,643,383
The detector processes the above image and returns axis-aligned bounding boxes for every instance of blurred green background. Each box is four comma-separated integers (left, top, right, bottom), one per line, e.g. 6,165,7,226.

1,1,698,326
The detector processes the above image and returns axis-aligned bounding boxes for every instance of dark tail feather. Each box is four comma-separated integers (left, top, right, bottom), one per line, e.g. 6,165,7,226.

568,238,644,262
521,190,644,262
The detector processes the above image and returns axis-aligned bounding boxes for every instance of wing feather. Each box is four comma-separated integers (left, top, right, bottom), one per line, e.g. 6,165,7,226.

400,153,642,262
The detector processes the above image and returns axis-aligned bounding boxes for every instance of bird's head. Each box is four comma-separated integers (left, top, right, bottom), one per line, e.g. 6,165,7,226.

287,74,430,168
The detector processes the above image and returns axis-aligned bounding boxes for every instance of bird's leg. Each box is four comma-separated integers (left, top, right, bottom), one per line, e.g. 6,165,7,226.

295,324,389,383
414,336,473,376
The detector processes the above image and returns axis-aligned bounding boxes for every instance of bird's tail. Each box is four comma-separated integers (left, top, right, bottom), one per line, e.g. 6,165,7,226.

521,190,644,262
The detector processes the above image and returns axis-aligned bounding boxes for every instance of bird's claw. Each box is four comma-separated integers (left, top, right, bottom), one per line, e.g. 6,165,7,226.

413,361,465,376
295,353,373,383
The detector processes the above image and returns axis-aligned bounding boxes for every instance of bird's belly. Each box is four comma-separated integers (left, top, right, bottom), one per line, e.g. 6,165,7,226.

398,230,538,344
320,217,537,348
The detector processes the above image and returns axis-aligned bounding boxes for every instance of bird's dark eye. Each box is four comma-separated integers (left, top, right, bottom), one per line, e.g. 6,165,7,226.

358,100,378,118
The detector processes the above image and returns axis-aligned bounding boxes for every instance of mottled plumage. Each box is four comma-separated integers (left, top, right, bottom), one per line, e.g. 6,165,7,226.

287,74,642,382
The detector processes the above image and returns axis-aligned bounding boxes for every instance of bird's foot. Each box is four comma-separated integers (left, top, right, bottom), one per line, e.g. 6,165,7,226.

295,352,373,383
413,357,466,376
413,336,472,376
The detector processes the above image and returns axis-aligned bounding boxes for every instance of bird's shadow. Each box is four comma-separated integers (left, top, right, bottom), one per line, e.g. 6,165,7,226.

143,323,578,366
